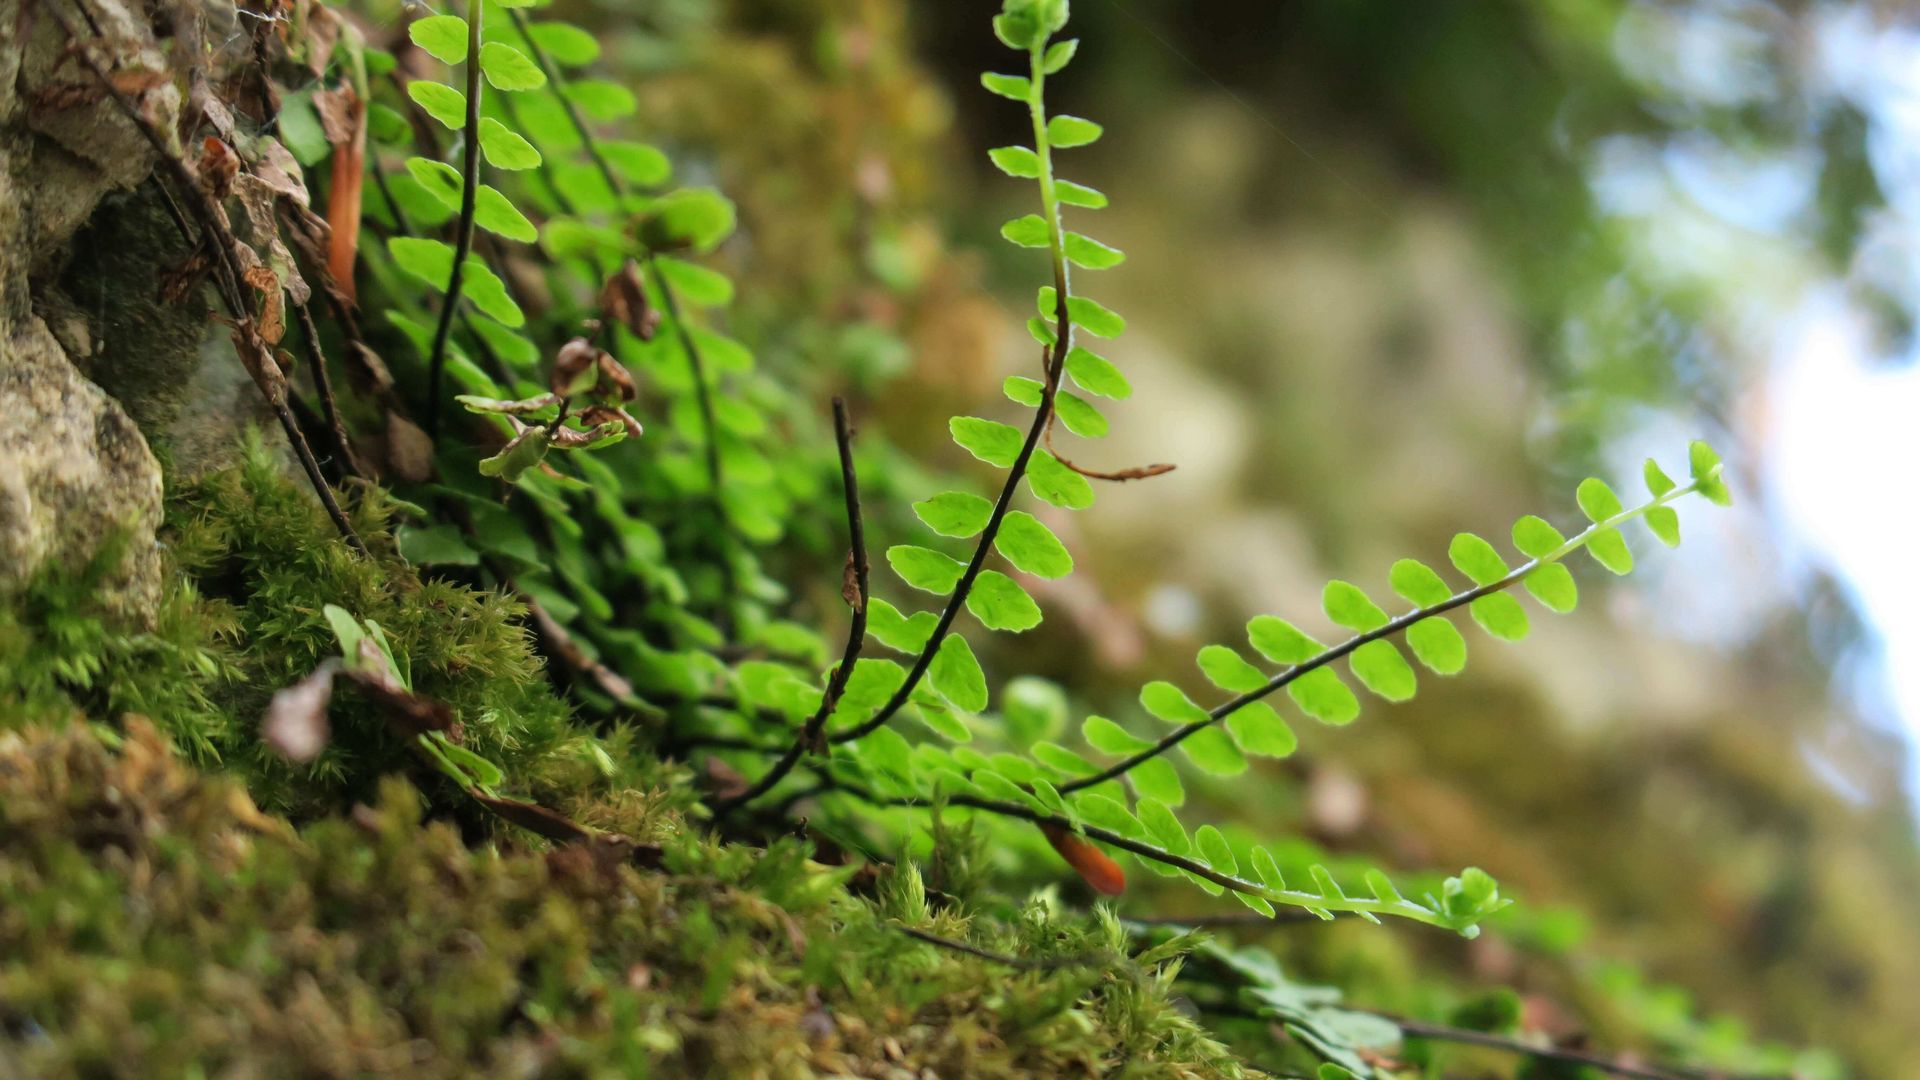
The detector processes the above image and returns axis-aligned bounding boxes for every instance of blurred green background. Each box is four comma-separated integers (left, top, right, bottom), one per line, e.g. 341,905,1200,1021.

552,0,1920,1072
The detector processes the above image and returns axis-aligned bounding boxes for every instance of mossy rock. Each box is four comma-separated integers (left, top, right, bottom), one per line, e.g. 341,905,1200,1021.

0,721,1248,1078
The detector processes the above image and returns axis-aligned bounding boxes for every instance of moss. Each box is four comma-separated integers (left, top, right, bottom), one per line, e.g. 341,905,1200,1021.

0,529,236,751
1,433,681,825
0,722,1248,1078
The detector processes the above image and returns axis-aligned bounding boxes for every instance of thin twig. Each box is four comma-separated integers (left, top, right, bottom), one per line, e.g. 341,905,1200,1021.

1388,1017,1766,1080
294,300,365,478
518,584,665,720
1043,422,1175,482
39,0,365,555
714,399,869,813
893,924,1109,971
423,0,484,437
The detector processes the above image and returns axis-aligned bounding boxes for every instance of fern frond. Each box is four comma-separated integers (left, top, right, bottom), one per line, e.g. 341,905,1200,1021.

1058,445,1732,792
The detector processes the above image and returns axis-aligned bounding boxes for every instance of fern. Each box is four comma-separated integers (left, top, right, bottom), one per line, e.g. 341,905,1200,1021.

350,0,809,663
704,0,1737,941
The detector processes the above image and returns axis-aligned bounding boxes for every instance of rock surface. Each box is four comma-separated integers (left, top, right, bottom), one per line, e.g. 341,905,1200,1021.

0,0,201,612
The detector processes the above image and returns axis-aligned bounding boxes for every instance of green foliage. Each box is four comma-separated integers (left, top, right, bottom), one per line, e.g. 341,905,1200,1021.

684,0,1739,954
7,0,1803,1074
0,535,234,755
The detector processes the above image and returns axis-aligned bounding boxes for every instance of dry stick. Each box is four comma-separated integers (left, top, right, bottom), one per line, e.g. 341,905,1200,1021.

1385,1017,1756,1080
1054,476,1707,797
423,0,484,438
893,924,1111,971
1194,1000,1726,1080
712,399,869,814
1044,421,1174,482
821,343,1062,752
294,300,365,478
40,0,365,555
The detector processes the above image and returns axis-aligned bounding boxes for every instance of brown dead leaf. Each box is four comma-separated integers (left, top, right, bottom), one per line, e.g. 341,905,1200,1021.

197,136,239,201
594,352,640,402
186,71,236,143
524,595,639,705
314,84,366,303
300,1,343,77
384,410,434,483
251,139,310,208
347,341,394,397
31,81,104,111
241,262,286,345
469,792,597,843
339,642,456,737
703,757,751,802
1038,822,1127,896
551,337,600,397
841,550,864,611
158,245,214,304
600,260,660,341
578,404,643,439
261,659,339,763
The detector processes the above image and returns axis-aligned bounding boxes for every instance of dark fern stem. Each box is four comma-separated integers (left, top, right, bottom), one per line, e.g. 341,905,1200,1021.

424,0,485,438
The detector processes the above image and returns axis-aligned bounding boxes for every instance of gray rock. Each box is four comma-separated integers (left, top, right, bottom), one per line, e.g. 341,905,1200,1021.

0,0,221,615
0,315,163,614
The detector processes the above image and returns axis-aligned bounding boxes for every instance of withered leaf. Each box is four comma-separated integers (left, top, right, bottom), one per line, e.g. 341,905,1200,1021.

338,647,456,737
347,341,394,396
594,352,639,402
301,3,344,77
578,404,643,439
548,419,627,451
313,84,366,302
703,757,751,802
841,550,864,611
197,136,239,201
158,245,214,304
31,81,104,111
551,337,602,398
457,392,563,417
186,71,236,142
241,262,287,345
250,138,310,208
524,595,641,706
261,659,339,763
1038,822,1127,896
385,410,434,483
469,792,597,843
600,260,659,341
